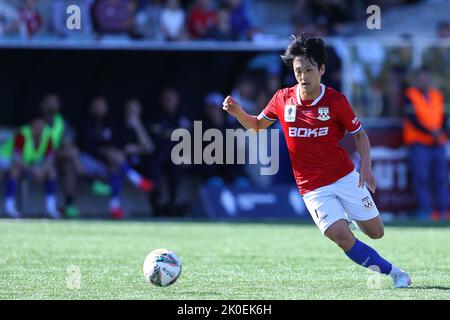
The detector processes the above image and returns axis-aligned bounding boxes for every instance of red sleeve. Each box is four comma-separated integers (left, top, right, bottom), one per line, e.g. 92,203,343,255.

13,133,25,153
258,90,280,122
336,95,362,134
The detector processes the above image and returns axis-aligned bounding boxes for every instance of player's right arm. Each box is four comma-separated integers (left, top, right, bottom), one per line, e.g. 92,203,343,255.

222,95,274,131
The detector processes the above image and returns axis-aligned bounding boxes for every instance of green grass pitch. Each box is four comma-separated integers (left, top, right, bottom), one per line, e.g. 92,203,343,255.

0,219,449,300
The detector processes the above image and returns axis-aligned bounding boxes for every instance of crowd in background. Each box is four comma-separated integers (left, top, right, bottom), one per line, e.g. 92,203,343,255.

0,48,304,219
346,20,450,118
0,0,255,40
1,0,449,114
0,87,266,220
0,0,426,40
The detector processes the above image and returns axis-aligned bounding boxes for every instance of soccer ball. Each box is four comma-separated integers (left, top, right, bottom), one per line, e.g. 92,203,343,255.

143,248,182,287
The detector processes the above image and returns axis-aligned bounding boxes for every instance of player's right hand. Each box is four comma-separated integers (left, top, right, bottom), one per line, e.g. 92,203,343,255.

222,95,242,117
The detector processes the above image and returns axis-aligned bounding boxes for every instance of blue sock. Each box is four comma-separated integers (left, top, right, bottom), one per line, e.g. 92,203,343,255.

345,239,393,274
120,162,146,187
109,172,122,198
44,178,57,196
6,177,17,198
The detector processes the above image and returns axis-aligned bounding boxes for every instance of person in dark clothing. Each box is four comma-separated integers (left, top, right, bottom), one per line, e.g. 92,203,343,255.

117,99,160,216
117,99,155,170
148,88,190,216
200,91,249,186
78,96,154,219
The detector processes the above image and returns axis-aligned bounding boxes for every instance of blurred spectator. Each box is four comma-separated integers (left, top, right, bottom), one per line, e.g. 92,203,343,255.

350,41,387,117
135,0,163,39
51,0,94,37
322,45,342,92
255,88,270,109
148,88,190,216
241,88,273,188
381,42,412,117
423,21,450,108
119,99,160,216
117,99,158,214
159,0,186,41
120,99,155,161
205,4,234,41
293,0,361,35
78,97,154,219
187,0,217,39
0,0,24,36
227,0,252,40
91,0,139,36
18,0,43,37
436,20,450,39
200,92,249,186
265,72,280,96
228,75,269,186
203,92,226,129
291,0,314,29
40,94,83,219
230,74,257,115
246,53,282,82
403,66,449,221
0,117,61,219
310,0,353,35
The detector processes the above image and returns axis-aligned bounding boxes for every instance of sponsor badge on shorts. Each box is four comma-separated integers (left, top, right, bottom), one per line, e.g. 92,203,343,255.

362,196,373,210
284,105,296,122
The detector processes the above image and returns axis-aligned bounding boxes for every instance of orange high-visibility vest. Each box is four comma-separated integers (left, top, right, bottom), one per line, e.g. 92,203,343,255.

403,87,447,145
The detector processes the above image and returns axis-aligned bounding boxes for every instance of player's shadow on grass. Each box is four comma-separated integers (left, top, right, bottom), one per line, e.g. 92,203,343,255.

413,285,450,291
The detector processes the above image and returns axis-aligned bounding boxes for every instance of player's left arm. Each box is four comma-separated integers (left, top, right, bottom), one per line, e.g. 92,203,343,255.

337,94,376,193
353,129,376,193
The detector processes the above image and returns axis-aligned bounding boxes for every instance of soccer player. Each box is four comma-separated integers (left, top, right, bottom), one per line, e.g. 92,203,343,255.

222,35,412,288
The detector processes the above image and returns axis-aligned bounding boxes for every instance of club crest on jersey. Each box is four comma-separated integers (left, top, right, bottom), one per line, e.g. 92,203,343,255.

284,105,296,122
317,107,330,121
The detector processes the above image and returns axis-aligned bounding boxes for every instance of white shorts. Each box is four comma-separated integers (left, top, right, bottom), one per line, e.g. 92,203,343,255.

302,169,380,235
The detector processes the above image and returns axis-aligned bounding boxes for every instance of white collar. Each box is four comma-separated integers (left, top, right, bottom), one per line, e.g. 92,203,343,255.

296,83,326,106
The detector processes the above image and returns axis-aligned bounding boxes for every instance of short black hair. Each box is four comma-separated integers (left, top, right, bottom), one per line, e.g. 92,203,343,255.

281,34,327,69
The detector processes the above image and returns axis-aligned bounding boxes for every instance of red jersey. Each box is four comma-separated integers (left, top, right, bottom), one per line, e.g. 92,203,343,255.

19,7,42,36
187,6,218,38
260,84,362,194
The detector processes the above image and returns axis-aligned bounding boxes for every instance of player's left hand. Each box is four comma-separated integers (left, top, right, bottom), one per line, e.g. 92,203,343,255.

359,165,376,193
